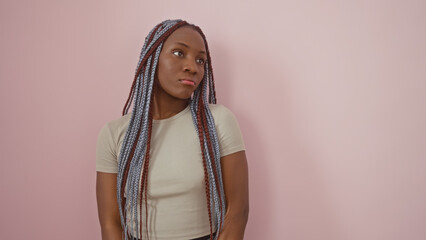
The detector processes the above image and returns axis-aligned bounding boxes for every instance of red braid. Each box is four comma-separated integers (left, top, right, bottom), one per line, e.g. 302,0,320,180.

200,99,224,231
139,95,154,240
120,120,141,239
196,94,214,239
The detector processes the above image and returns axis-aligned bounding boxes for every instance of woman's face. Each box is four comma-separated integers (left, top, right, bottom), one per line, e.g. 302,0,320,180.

156,26,207,100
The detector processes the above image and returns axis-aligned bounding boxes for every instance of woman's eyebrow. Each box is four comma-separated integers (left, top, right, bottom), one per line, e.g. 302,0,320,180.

175,42,206,54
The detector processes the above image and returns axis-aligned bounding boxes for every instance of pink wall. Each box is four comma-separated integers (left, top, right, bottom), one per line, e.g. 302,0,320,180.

1,0,425,239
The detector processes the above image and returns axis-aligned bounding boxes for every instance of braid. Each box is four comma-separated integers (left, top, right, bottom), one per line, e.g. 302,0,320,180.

196,93,213,238
117,19,225,240
200,102,224,230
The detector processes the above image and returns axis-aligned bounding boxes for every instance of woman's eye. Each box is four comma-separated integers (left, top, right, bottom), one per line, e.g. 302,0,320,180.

196,58,206,65
173,50,183,57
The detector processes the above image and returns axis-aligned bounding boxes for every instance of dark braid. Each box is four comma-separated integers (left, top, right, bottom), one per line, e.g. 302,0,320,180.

196,90,214,239
200,100,224,231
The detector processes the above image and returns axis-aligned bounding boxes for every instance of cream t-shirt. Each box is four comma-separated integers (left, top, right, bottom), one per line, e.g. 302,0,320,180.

96,104,245,240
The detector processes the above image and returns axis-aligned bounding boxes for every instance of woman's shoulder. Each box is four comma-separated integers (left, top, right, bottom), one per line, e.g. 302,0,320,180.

106,112,131,127
207,103,238,123
101,113,132,137
208,103,232,115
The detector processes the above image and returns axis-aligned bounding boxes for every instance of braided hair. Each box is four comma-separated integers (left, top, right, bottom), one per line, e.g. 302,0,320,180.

117,19,225,240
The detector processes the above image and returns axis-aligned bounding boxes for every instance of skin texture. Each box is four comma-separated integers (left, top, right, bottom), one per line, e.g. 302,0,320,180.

96,26,249,240
218,151,249,240
96,172,123,240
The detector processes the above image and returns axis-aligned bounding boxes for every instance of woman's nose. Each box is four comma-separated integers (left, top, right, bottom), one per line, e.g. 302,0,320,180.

183,59,197,73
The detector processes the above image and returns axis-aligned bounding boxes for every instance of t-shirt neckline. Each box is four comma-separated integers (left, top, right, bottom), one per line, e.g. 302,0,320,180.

152,105,190,124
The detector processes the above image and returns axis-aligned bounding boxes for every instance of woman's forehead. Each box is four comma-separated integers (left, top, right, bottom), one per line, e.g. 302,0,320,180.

164,26,206,52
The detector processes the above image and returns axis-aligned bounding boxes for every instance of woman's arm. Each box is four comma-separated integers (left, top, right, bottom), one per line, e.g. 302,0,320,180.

218,151,249,240
96,172,123,240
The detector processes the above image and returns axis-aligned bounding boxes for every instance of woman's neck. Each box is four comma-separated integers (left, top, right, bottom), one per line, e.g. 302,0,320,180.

151,89,189,120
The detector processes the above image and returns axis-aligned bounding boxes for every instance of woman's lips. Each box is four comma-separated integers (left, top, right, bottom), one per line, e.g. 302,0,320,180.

179,79,195,86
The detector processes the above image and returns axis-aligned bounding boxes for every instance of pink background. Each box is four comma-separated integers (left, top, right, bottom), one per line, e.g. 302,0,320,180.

1,0,425,239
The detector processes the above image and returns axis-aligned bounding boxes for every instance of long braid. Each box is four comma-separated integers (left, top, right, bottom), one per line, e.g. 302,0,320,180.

198,79,226,238
117,20,187,239
200,102,224,230
190,29,225,226
190,78,225,240
117,19,225,240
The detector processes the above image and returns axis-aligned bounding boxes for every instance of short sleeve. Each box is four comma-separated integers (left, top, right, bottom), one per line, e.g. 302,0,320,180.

95,123,119,173
213,105,246,157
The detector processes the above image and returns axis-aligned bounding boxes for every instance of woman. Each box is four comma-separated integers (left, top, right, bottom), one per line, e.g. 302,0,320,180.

96,19,249,240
